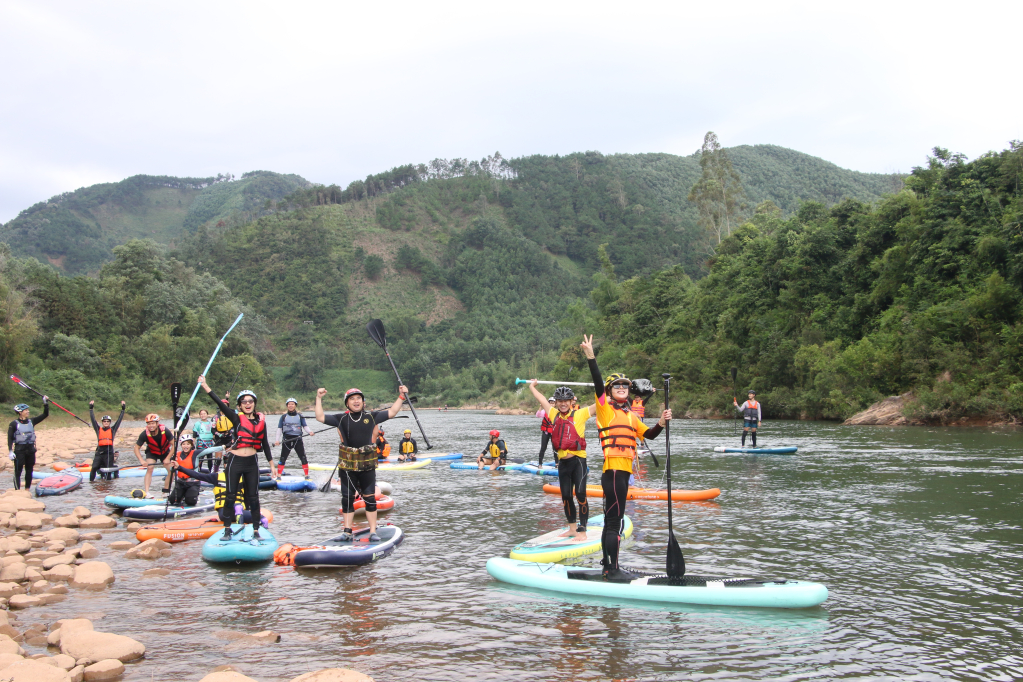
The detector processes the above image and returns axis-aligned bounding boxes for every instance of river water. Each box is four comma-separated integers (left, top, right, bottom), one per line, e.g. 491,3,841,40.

19,412,1023,681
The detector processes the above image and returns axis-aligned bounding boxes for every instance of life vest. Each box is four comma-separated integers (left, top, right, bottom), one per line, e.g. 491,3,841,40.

597,403,640,459
13,420,35,446
175,448,196,479
97,427,114,447
282,413,304,436
193,420,215,443
213,471,245,510
630,398,646,419
486,440,507,459
400,439,415,454
540,413,554,434
234,412,266,450
145,425,172,456
741,400,760,421
550,410,586,452
215,414,233,433
376,440,390,459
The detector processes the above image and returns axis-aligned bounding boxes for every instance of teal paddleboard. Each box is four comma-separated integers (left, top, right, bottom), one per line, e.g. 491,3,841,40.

201,525,278,564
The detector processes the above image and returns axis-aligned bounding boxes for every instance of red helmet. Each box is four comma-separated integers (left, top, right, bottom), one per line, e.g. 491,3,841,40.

344,388,364,405
489,429,500,437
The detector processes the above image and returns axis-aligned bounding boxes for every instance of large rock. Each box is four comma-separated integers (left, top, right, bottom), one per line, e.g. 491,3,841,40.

0,582,26,598
198,672,260,682
53,516,80,528
40,528,79,546
77,517,116,530
843,392,917,425
72,508,91,519
0,498,45,513
8,594,41,609
5,537,32,553
82,659,124,681
78,544,99,560
47,619,94,647
42,554,77,570
0,635,26,655
14,512,41,531
60,630,144,664
0,659,72,681
289,670,376,682
0,564,26,582
70,563,114,590
51,653,78,670
43,565,75,582
0,652,25,669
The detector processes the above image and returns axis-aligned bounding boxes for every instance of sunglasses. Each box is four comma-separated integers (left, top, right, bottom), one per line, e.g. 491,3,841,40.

611,382,631,388
239,399,255,405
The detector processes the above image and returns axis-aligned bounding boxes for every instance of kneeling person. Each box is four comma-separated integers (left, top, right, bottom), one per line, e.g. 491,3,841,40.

168,433,202,507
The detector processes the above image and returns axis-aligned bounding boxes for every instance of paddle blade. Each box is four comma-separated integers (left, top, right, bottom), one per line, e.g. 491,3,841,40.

366,319,387,349
318,465,337,493
171,382,182,403
667,529,686,578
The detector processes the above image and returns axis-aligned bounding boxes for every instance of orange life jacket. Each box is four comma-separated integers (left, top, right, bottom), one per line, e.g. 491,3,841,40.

175,448,196,479
630,398,645,419
235,412,266,450
597,403,640,460
145,426,172,457
97,427,114,447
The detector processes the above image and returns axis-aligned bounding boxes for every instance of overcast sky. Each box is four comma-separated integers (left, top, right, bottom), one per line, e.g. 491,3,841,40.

1,0,1019,223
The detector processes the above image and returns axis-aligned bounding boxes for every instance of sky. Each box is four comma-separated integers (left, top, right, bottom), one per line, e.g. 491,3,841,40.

1,0,1019,223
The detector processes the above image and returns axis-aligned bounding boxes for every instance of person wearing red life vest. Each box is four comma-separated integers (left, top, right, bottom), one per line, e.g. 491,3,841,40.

733,390,762,447
134,412,181,495
89,400,125,482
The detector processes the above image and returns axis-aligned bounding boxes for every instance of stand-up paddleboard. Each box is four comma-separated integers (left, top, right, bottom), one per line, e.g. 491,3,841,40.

519,463,560,476
542,484,720,502
486,558,828,608
122,500,216,520
52,462,91,472
290,526,404,568
450,462,525,471
509,514,631,563
202,525,279,564
713,446,798,454
276,475,316,492
259,479,278,490
35,472,82,496
340,494,396,515
105,495,168,510
378,459,431,471
384,452,462,462
136,510,273,543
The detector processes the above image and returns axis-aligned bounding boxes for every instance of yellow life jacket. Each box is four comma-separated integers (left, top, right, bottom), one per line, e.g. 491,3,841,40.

400,439,415,454
213,471,245,510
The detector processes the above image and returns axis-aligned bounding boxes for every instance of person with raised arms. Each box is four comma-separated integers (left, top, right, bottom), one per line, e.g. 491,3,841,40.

580,334,671,581
7,398,48,490
134,413,178,495
315,384,408,542
733,390,762,447
198,375,276,541
88,400,125,481
528,380,593,540
274,398,315,478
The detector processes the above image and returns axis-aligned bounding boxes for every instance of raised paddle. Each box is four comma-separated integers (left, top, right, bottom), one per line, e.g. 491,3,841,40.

730,367,738,435
8,374,89,426
175,313,243,434
162,382,184,521
366,319,431,449
515,378,591,387
662,373,685,580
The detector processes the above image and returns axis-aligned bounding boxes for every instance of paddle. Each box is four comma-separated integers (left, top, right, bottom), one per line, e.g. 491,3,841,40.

662,373,685,580
515,378,591,387
366,319,431,449
730,367,738,435
8,374,89,425
163,382,183,521
175,313,243,434
318,461,339,493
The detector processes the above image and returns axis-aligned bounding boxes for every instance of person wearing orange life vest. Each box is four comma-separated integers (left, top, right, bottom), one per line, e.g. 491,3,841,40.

88,400,125,482
134,413,183,495
199,375,275,541
375,428,391,461
580,334,671,581
167,433,202,507
733,390,762,447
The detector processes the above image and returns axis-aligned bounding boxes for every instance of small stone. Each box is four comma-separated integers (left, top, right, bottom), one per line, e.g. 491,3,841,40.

0,635,25,656
45,542,66,552
14,512,42,531
70,563,115,590
54,516,80,528
25,568,43,582
30,579,49,593
6,537,32,553
289,670,376,682
0,582,26,598
0,564,26,582
42,554,77,570
124,523,141,533
70,665,85,682
72,508,91,519
26,634,50,646
77,544,99,560
83,658,125,681
7,595,41,609
141,568,169,577
60,630,144,664
250,630,281,643
77,517,116,530
107,542,132,551
36,593,64,605
47,584,69,594
79,533,102,541
42,565,74,582
199,672,260,682
2,555,25,566
25,551,57,561
51,653,77,670
38,514,53,525
39,529,79,546
0,624,17,638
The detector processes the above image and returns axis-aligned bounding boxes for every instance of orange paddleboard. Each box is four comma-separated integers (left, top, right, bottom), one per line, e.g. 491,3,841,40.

136,511,274,543
543,483,720,501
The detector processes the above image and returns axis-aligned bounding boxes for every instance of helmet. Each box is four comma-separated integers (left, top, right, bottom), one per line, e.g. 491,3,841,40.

236,390,257,405
285,397,297,405
344,388,364,405
13,404,29,413
553,386,575,401
604,373,631,390
747,389,756,395
547,396,555,403
404,429,411,435
489,429,500,437
130,489,147,499
179,432,194,443
145,413,160,423
101,415,112,422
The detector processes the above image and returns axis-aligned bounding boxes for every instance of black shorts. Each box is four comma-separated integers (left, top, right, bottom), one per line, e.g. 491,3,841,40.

146,452,169,463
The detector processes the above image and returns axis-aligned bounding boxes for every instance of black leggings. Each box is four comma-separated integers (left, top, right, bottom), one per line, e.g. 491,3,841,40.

339,468,376,514
90,446,117,482
168,480,200,506
279,438,307,466
538,431,552,466
13,446,35,490
558,456,589,529
600,469,631,570
222,454,261,528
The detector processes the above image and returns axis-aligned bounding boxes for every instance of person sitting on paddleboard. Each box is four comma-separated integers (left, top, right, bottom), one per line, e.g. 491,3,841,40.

198,376,276,541
397,428,417,462
7,398,48,491
315,384,409,543
167,433,202,507
528,381,593,540
478,430,508,470
536,396,555,466
375,428,390,461
134,412,183,495
88,399,125,482
733,390,762,447
581,334,671,581
274,398,315,479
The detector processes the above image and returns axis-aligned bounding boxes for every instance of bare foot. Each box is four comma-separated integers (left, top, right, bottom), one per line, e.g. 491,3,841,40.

572,530,589,542
558,528,574,537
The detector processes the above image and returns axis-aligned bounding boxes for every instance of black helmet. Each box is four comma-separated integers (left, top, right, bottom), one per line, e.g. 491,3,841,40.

747,389,756,395
553,386,575,401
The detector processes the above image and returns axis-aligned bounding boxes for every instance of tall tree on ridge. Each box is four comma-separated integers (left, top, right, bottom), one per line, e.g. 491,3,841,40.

688,131,747,244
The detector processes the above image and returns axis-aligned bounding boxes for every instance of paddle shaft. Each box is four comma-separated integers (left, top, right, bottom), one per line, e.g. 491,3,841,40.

663,372,685,578
515,378,591,387
175,313,243,433
381,346,432,450
8,375,89,426
730,367,738,435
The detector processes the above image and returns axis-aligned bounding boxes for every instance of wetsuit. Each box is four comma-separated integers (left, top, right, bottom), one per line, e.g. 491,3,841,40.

175,465,265,526
735,399,761,447
89,406,124,481
205,391,273,529
276,411,312,476
322,408,390,514
589,358,664,574
547,406,592,531
537,409,555,467
7,403,48,490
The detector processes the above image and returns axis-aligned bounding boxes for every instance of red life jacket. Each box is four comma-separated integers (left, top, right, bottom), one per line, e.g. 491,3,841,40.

550,410,586,452
175,448,196,479
97,427,114,447
540,413,554,434
235,412,266,450
145,426,172,457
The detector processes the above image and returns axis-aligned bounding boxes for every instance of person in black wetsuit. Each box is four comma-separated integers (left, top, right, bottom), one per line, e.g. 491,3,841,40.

315,384,408,542
171,461,268,527
198,375,276,541
7,398,48,490
89,400,125,482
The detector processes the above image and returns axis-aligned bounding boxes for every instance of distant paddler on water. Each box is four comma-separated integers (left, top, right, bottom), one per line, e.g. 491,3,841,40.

733,390,762,448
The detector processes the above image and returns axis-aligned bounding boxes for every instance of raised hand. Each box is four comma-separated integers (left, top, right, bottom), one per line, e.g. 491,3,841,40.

316,388,328,399
580,335,595,360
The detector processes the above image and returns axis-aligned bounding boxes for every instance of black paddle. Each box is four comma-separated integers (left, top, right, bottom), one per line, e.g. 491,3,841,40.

366,319,432,449
730,367,738,435
162,382,183,521
662,373,685,580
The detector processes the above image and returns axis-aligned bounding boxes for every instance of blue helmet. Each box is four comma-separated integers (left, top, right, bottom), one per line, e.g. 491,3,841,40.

13,404,29,413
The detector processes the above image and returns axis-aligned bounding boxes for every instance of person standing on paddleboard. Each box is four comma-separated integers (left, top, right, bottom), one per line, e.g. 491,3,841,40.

315,384,408,542
274,398,315,478
198,376,276,541
580,334,671,581
7,398,48,490
134,413,180,495
528,380,593,540
89,400,125,481
733,390,761,447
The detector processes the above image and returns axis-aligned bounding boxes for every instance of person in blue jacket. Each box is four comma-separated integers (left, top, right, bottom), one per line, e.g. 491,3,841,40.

274,398,315,478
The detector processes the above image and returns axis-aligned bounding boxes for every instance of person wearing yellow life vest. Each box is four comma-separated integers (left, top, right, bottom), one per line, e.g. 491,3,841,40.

167,433,202,507
580,334,671,581
88,400,125,482
478,430,508,470
733,390,762,447
397,429,417,462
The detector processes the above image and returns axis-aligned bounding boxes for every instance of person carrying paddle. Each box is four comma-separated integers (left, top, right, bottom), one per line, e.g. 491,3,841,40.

733,390,762,447
134,413,181,495
580,334,671,581
198,376,276,541
528,381,592,540
397,428,418,462
315,384,408,542
88,400,125,482
536,396,555,466
478,430,508,470
7,398,48,490
274,398,314,478
167,433,202,507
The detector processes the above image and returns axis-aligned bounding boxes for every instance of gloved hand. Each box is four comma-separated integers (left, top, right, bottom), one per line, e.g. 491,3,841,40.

260,516,269,528
8,451,14,461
